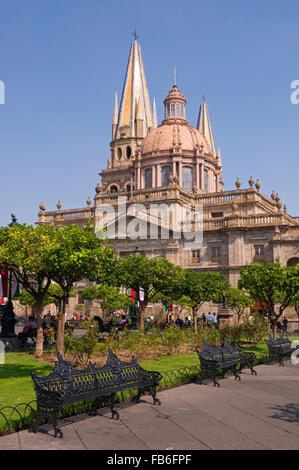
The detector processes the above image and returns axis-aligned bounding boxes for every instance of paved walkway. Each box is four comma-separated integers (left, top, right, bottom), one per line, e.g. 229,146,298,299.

1,363,299,450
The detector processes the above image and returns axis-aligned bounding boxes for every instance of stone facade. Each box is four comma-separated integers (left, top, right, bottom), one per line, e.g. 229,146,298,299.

36,39,299,327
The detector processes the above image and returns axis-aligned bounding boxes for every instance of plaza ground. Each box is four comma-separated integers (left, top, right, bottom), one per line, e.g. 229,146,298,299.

1,362,299,450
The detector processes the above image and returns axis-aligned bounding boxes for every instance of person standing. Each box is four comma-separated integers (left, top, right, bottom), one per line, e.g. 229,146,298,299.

212,313,218,327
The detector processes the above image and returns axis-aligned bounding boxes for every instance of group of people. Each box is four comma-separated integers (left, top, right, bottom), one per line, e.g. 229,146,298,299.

269,316,288,333
18,316,38,346
202,312,219,326
17,312,58,347
173,312,219,328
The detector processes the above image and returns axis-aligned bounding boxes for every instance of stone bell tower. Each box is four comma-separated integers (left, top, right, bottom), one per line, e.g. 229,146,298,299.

100,38,157,194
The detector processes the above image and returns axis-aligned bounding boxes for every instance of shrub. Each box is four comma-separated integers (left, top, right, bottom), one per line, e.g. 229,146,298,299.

64,320,99,365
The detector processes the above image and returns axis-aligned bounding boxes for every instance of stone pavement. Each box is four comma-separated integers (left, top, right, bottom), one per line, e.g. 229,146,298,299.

1,363,299,450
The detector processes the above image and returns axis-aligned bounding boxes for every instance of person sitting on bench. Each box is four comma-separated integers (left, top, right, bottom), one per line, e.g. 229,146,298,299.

18,316,37,346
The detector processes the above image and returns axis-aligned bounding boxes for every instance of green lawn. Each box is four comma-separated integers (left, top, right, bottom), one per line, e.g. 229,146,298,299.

0,353,53,410
1,338,298,414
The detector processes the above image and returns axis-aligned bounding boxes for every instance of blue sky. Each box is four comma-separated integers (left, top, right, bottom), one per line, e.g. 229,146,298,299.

0,0,298,225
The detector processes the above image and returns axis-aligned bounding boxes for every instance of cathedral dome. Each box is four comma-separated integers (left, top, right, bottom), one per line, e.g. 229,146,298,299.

141,120,212,156
140,85,212,157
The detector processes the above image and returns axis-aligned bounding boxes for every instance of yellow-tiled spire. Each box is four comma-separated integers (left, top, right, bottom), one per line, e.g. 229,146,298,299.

115,39,153,139
197,97,216,156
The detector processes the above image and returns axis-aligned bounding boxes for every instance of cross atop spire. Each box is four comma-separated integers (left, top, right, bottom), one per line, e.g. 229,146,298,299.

133,29,138,41
174,66,177,86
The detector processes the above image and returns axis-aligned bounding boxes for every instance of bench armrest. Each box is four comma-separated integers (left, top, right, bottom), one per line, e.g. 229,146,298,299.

239,351,256,362
198,356,220,370
144,370,162,384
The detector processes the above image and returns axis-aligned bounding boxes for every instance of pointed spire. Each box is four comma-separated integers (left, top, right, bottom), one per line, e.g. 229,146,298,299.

197,98,216,156
112,92,118,140
152,98,158,128
136,90,146,138
217,148,222,167
116,39,153,139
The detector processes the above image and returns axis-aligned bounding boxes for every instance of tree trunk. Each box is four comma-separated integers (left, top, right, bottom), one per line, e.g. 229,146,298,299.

273,321,278,341
193,308,198,333
139,307,145,330
56,299,66,358
35,302,44,358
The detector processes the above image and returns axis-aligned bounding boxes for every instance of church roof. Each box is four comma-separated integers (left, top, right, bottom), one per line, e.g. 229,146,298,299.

141,121,212,155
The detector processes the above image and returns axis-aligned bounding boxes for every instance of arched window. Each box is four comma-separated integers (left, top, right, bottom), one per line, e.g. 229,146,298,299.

126,146,132,159
287,258,299,267
145,168,152,189
182,166,193,190
162,166,172,187
110,185,118,193
117,148,122,160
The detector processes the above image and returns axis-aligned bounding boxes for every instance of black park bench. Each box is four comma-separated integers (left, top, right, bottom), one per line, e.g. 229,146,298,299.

265,333,295,366
195,340,257,387
31,349,162,438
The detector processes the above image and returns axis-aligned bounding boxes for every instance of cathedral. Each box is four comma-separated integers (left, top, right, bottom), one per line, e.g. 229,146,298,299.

38,38,299,324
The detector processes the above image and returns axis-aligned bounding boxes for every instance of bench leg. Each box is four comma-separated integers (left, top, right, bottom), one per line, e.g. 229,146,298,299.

232,366,241,381
212,372,220,388
133,388,143,403
249,363,257,375
53,412,63,439
150,386,161,406
91,397,101,416
110,395,119,420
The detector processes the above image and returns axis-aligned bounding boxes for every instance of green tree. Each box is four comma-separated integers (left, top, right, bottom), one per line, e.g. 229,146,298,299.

179,271,229,331
226,286,254,323
238,261,299,339
116,255,184,329
0,224,56,357
174,295,193,318
82,285,132,321
48,224,116,357
19,285,77,313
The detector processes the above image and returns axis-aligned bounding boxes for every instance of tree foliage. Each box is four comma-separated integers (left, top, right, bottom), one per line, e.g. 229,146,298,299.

239,260,299,338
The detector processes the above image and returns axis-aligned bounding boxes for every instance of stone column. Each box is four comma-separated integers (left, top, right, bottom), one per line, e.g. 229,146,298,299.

179,161,182,187
215,174,219,192
141,169,145,189
157,164,161,187
137,165,141,190
200,164,204,190
196,162,200,189
172,160,176,177
152,165,156,188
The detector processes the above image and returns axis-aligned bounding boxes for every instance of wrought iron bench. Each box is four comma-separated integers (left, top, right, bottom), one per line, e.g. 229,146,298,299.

31,349,162,438
195,341,257,387
223,339,257,376
265,333,294,366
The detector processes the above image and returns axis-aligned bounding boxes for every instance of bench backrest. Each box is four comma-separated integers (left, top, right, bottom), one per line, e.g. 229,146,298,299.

94,349,148,386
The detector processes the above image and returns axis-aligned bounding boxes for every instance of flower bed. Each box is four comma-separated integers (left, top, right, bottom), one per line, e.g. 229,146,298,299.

63,315,269,366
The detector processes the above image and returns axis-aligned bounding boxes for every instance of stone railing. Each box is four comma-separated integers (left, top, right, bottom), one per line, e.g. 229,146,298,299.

38,207,94,224
95,187,278,210
202,214,289,230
